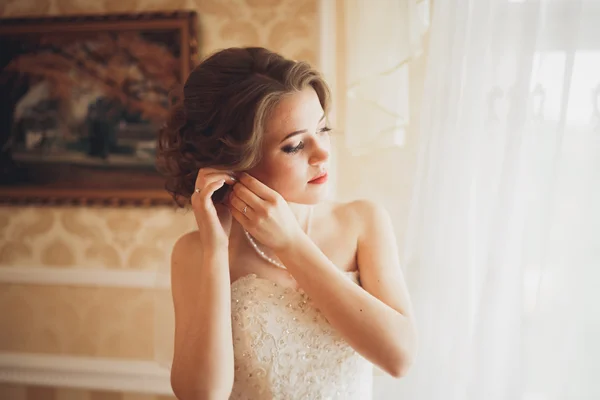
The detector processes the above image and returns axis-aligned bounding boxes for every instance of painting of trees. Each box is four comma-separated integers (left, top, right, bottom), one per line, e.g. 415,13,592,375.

0,11,197,206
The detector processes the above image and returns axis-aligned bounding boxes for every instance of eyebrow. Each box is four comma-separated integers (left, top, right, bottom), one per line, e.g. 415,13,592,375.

279,114,326,144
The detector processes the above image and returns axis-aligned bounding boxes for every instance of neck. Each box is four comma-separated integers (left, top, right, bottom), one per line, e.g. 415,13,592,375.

287,202,314,229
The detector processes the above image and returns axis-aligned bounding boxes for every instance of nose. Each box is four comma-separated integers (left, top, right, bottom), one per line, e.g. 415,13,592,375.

309,141,329,165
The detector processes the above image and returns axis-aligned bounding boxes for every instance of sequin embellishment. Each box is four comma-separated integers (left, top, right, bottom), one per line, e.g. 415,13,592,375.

229,271,373,399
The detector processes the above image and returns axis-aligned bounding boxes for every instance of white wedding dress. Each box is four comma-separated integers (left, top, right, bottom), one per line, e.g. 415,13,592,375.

228,270,373,399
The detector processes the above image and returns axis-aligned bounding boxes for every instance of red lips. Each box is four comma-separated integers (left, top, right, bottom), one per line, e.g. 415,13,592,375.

309,171,328,184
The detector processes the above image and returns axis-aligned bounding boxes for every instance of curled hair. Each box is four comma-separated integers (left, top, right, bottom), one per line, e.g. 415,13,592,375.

156,47,331,207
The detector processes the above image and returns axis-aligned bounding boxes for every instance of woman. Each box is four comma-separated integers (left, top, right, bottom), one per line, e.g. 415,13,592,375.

156,47,417,400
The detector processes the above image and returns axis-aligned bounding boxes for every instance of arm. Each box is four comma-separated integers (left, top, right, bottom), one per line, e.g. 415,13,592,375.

275,200,418,378
170,231,234,400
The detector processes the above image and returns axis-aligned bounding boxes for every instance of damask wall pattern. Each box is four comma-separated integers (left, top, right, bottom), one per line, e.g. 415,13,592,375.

0,0,319,67
0,207,196,269
0,0,319,398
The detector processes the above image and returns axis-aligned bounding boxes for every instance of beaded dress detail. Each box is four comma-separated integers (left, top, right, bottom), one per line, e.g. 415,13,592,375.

229,207,372,399
229,272,373,399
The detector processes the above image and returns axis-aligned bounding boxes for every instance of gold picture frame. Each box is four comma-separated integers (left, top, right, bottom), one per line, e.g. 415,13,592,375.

0,11,198,206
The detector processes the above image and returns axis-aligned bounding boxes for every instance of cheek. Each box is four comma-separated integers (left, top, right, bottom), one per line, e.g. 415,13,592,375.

250,157,305,192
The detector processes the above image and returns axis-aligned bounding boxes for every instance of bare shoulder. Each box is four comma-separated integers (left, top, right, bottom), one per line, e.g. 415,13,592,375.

172,230,203,264
345,198,387,214
170,230,203,289
326,198,386,215
326,199,390,235
317,199,358,228
173,230,202,251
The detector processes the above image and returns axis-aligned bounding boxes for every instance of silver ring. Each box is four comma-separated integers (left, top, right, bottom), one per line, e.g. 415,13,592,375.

243,205,248,214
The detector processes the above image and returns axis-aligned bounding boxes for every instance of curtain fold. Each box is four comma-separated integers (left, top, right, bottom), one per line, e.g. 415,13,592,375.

399,0,600,398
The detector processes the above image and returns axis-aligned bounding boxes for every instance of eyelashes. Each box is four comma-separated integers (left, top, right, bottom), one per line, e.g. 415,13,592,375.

282,127,332,154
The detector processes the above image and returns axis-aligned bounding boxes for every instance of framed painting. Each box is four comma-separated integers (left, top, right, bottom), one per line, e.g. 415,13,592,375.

0,11,198,206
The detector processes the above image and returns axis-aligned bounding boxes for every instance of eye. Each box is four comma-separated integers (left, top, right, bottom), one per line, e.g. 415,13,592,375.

281,127,331,155
283,141,304,154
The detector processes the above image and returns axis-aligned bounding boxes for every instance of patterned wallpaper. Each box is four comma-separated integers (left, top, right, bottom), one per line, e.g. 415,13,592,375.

0,0,318,66
0,0,319,398
0,207,197,269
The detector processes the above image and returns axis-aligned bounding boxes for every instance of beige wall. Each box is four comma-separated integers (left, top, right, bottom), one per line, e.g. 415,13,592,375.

0,0,319,398
333,1,428,261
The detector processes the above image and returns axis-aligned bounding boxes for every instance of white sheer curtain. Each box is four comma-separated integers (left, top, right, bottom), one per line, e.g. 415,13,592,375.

399,0,600,399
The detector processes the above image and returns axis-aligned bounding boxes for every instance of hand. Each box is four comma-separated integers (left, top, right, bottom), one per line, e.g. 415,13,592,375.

226,172,304,251
191,167,237,249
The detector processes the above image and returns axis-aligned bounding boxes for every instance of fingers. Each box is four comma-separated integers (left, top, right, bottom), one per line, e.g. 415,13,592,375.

194,168,237,192
230,180,264,211
192,179,226,210
191,174,230,209
229,199,251,224
228,192,253,218
236,172,277,202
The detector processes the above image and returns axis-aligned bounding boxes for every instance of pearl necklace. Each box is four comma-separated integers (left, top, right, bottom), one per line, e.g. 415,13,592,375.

243,206,313,270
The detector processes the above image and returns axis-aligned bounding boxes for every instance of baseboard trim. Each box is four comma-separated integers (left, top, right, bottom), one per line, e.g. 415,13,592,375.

0,352,172,395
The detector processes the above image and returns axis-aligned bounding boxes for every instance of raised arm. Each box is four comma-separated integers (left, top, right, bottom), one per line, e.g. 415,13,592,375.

170,169,237,400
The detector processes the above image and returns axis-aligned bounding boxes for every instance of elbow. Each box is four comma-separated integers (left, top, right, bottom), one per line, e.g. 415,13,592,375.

385,331,418,379
171,384,232,400
170,374,193,400
385,349,415,379
170,373,198,400
171,371,232,400
387,357,413,379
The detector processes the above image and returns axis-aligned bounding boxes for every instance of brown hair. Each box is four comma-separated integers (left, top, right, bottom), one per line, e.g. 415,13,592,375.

156,47,331,207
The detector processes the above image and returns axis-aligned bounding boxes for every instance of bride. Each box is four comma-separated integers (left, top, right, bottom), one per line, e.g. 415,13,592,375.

156,47,417,399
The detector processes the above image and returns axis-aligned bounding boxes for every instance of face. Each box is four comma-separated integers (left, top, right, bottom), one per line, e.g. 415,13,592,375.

247,87,331,204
